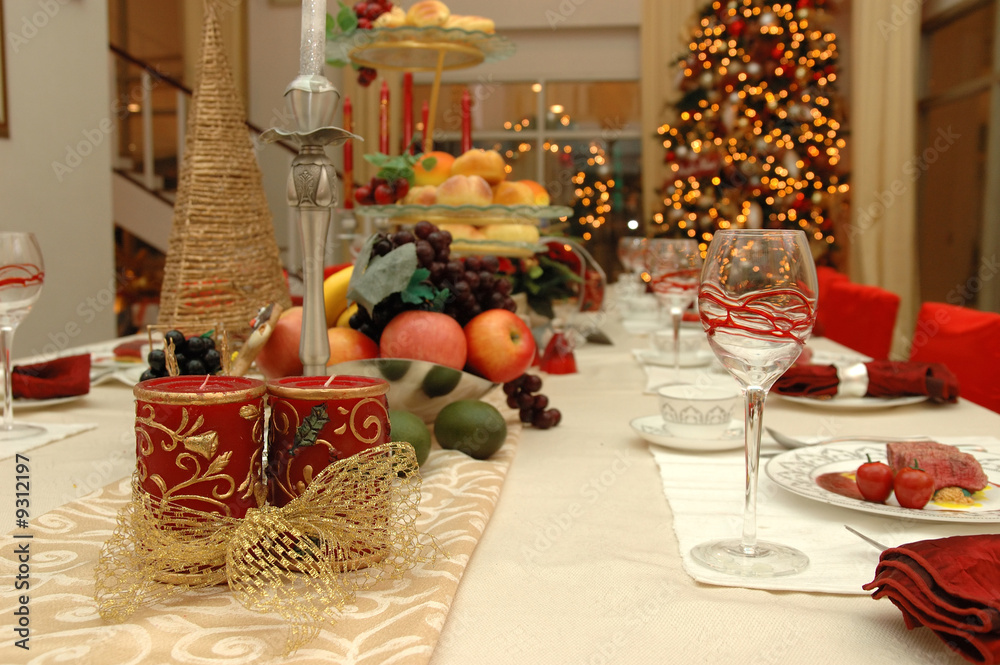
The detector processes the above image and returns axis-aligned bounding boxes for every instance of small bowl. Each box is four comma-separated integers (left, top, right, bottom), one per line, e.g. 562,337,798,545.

327,358,498,423
657,384,741,439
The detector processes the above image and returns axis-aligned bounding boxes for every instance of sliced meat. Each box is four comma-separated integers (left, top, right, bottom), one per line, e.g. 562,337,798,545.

887,441,989,492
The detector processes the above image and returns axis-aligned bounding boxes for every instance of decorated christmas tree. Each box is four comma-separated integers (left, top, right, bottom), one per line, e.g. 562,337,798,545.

654,0,848,257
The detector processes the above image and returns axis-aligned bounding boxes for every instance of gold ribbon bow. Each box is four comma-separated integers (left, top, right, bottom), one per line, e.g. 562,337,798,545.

95,441,438,653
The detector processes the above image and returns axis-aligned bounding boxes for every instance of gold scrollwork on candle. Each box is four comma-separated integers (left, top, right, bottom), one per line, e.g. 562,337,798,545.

350,398,387,445
135,404,239,516
237,402,267,508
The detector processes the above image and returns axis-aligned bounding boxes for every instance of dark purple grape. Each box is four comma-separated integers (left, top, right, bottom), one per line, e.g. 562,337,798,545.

464,256,482,272
203,349,222,371
164,330,186,354
507,374,526,389
174,353,188,369
446,260,465,281
147,349,166,372
429,261,446,281
478,271,495,290
517,392,535,409
415,240,435,266
502,296,517,312
523,374,542,393
186,359,207,375
481,255,500,272
502,382,520,396
488,291,505,308
496,277,512,295
464,271,481,290
373,238,393,256
533,394,549,410
185,336,207,357
439,229,452,244
453,281,470,297
507,395,520,409
519,407,535,423
139,369,159,382
427,231,448,251
414,220,435,239
392,230,415,245
467,303,482,319
548,409,562,426
532,410,555,429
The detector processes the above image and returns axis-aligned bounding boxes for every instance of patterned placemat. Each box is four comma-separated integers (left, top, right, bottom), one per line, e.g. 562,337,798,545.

0,409,520,664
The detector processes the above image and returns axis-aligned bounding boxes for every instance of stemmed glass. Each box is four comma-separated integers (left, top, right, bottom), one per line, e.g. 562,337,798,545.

0,233,45,441
645,238,702,380
615,236,647,300
691,229,816,576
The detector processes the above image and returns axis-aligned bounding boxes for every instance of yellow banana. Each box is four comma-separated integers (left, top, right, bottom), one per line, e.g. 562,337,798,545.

323,265,354,327
336,302,358,327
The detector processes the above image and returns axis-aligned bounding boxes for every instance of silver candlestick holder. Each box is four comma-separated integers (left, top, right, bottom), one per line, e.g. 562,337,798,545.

261,74,361,375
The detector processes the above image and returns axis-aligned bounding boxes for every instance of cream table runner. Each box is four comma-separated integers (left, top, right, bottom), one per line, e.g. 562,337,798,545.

0,409,520,665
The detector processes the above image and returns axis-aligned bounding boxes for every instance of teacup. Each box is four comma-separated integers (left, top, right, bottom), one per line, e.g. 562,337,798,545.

657,384,741,439
652,328,704,356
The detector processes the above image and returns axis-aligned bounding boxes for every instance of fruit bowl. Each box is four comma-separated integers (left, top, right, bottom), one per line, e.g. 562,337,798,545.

327,358,498,423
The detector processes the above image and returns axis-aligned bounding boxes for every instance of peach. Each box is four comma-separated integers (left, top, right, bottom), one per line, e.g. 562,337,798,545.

492,181,535,206
483,224,540,244
327,327,379,366
403,184,438,205
451,149,507,185
519,179,551,206
439,223,486,240
379,311,467,370
412,151,455,187
436,174,493,206
406,0,449,27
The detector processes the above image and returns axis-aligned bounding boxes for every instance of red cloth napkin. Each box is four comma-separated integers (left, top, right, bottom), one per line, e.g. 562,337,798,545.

773,361,960,403
11,354,91,400
863,535,1000,665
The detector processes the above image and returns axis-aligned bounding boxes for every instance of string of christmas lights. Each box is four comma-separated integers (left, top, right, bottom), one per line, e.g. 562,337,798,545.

655,0,848,255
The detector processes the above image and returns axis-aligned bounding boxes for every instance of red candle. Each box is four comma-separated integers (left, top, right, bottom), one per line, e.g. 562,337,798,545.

379,80,390,154
266,376,390,508
421,100,430,153
402,72,413,154
343,96,354,209
461,87,472,153
133,375,267,519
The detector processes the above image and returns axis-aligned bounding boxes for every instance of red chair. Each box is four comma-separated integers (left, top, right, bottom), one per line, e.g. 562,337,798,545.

818,280,900,360
814,266,849,337
909,302,1000,413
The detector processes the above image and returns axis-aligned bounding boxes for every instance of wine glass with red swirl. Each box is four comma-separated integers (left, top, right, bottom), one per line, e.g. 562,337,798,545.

645,238,702,380
691,229,817,577
0,233,45,441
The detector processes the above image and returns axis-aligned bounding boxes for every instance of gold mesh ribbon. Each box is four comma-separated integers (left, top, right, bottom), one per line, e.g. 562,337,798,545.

95,442,438,653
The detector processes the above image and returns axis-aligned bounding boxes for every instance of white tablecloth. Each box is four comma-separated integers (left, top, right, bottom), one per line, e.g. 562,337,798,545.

2,324,997,664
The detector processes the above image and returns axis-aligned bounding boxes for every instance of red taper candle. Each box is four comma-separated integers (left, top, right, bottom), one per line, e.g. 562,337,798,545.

379,80,390,154
343,96,354,209
402,72,414,154
461,88,472,153
421,100,430,153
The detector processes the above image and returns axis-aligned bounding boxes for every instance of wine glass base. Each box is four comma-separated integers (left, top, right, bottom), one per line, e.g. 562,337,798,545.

691,538,809,577
0,422,45,441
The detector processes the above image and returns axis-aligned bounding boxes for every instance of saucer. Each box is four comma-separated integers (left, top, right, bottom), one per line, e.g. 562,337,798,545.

633,348,713,368
629,415,744,452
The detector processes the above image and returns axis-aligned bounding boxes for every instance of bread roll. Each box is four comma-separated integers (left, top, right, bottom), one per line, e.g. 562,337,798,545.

406,1,450,27
451,149,507,186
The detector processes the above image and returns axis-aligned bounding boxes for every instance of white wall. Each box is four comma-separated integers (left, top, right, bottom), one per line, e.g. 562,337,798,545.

0,0,115,358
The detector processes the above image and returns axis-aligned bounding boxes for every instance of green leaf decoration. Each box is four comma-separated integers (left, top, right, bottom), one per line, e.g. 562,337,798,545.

347,242,420,314
399,268,444,305
430,288,450,311
336,1,357,32
420,155,438,171
291,404,330,456
362,152,422,183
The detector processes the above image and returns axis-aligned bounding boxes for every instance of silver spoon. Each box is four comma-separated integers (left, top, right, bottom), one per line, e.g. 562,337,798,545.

844,525,888,551
765,427,932,450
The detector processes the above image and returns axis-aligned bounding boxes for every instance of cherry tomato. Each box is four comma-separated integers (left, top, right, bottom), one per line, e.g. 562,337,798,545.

855,454,894,503
893,461,935,509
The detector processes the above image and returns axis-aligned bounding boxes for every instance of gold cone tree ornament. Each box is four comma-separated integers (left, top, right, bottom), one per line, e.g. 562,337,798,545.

158,0,291,341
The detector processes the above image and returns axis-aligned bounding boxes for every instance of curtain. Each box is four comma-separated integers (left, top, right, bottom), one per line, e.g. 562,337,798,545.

640,0,699,233
849,0,921,358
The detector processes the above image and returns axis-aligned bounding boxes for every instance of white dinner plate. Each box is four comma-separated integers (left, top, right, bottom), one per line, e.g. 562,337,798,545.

633,348,714,369
7,394,88,410
630,415,744,452
773,394,929,410
765,441,1000,523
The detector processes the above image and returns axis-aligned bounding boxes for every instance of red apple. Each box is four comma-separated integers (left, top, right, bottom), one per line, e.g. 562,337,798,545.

379,310,467,370
254,306,304,379
464,309,536,383
327,327,379,365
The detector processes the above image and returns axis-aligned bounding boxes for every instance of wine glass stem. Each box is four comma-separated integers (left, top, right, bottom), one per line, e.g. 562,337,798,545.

1,326,14,432
741,385,766,555
670,307,682,380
